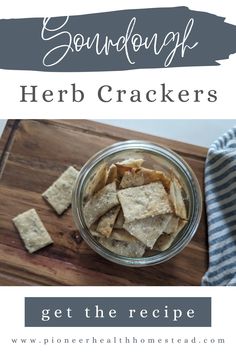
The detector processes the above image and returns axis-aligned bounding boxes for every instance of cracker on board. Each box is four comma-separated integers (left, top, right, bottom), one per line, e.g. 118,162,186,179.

123,214,172,248
114,209,125,229
84,182,119,227
169,176,187,220
153,219,187,251
96,206,120,237
106,164,117,184
42,166,80,215
98,236,146,258
120,167,170,189
84,163,108,200
12,208,53,253
117,182,172,223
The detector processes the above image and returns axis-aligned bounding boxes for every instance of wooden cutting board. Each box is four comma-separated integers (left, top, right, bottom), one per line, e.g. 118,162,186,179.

0,119,208,286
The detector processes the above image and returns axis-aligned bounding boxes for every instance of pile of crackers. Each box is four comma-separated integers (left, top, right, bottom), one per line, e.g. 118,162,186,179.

84,158,187,258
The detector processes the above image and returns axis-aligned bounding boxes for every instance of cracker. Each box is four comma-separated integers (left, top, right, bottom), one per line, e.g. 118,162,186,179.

164,215,179,234
110,229,138,243
116,165,134,179
169,177,187,219
118,182,172,223
153,234,174,252
84,163,108,200
106,164,118,184
98,236,146,258
96,206,120,237
124,214,171,248
92,228,139,243
42,166,79,215
83,182,119,227
12,208,53,253
120,167,170,189
116,158,144,168
154,219,187,251
116,159,144,179
114,209,125,229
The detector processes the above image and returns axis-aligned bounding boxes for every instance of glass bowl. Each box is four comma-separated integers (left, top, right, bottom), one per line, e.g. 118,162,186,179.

72,140,202,267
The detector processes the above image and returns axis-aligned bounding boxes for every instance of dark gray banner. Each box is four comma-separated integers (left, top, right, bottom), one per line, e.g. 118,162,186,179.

25,297,211,327
0,7,236,72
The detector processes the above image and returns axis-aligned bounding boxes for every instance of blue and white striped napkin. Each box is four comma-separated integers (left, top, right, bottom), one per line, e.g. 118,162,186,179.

202,127,236,286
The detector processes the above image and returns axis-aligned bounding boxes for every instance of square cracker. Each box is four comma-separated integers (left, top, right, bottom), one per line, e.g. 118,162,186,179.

96,206,120,237
98,236,146,258
12,208,53,253
124,214,171,248
42,166,80,215
118,182,172,223
83,182,119,227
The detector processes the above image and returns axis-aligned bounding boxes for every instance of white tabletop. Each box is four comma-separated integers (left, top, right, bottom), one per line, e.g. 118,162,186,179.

0,120,6,137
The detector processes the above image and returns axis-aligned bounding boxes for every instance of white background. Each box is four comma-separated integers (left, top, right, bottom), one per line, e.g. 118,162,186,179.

1,1,236,353
0,286,233,354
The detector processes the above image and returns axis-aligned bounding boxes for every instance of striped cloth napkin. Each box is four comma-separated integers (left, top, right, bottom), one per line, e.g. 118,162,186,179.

202,127,236,286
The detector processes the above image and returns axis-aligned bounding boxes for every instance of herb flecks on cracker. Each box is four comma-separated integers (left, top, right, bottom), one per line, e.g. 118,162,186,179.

124,214,172,249
118,182,172,223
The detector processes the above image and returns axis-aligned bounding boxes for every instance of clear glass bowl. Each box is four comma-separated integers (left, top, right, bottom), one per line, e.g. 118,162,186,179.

72,140,202,267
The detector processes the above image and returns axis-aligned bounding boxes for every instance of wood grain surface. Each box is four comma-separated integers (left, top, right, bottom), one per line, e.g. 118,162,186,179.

0,119,209,286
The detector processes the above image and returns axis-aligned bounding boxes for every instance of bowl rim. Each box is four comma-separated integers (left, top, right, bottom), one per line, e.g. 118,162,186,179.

72,139,203,267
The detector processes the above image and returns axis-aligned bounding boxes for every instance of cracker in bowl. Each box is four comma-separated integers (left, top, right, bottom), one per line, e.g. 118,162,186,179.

84,159,188,257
